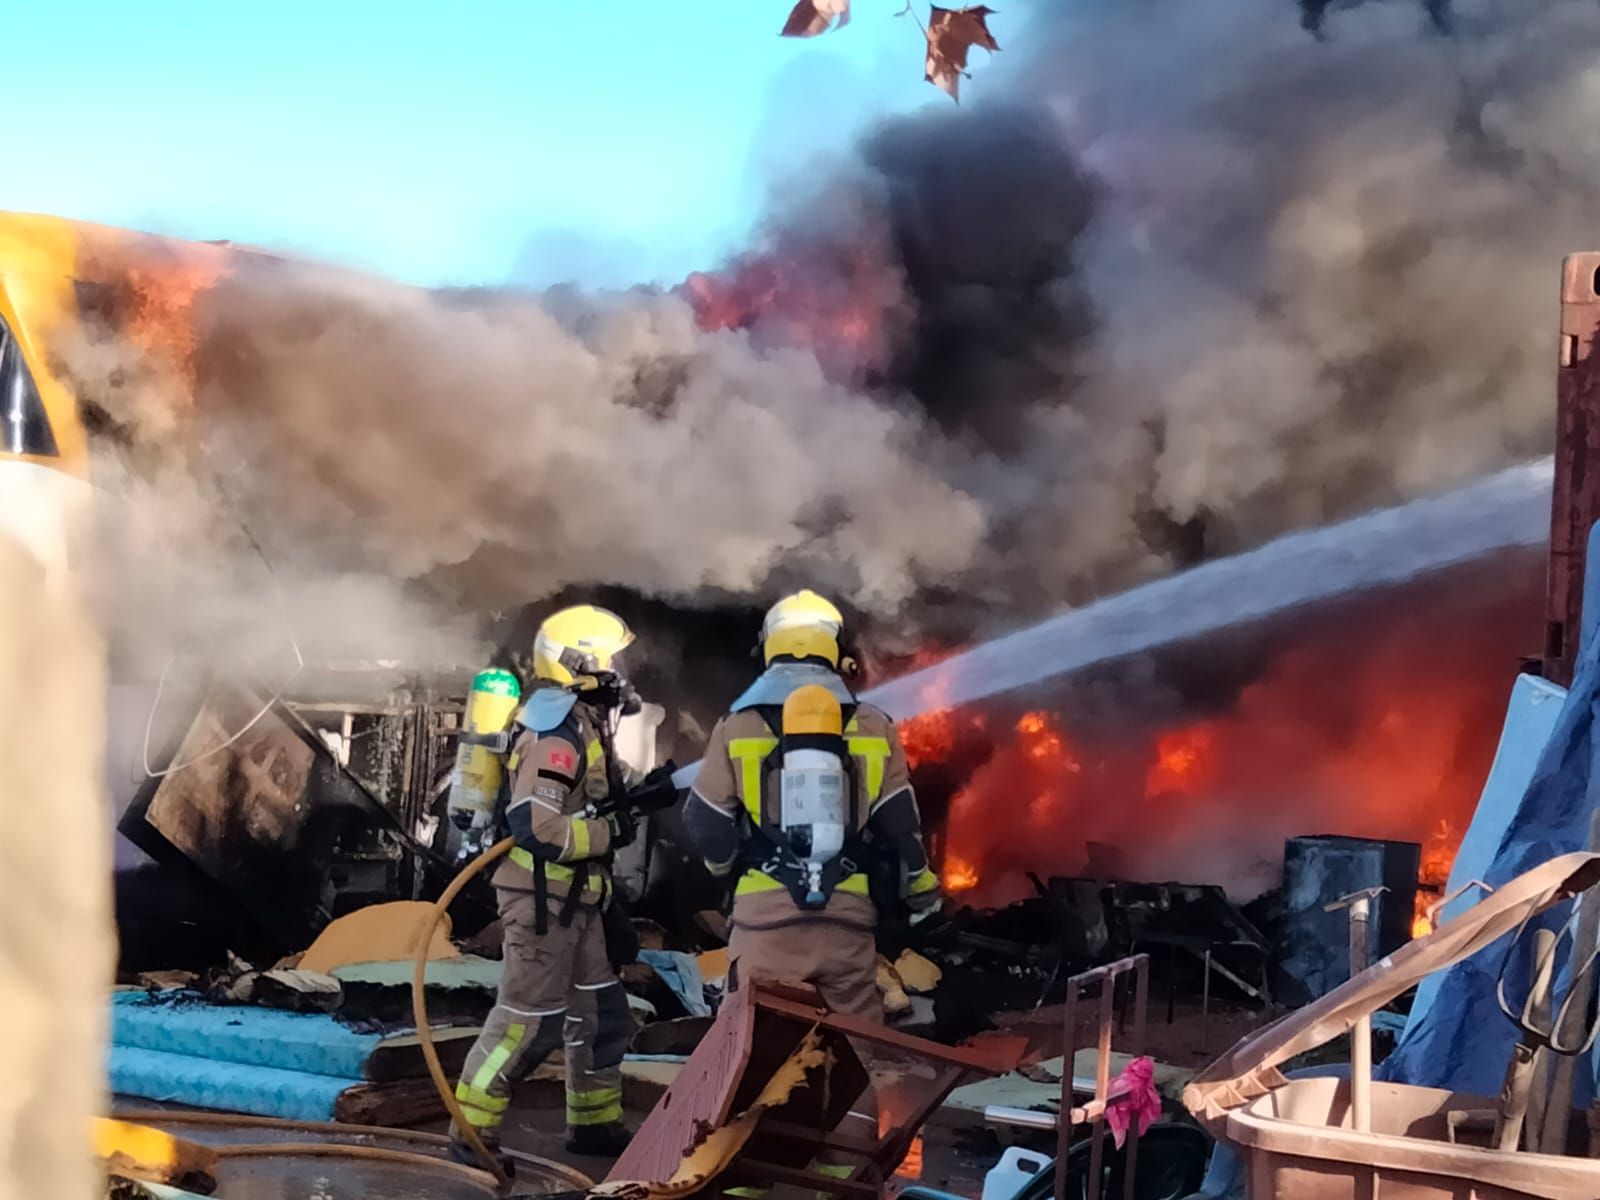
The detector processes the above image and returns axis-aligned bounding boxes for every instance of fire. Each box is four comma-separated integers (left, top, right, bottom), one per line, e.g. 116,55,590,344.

921,574,1539,913
76,236,227,394
1412,819,1457,937
894,1133,924,1181
897,657,986,770
943,855,980,893
901,707,957,769
125,258,222,366
1019,711,1080,771
680,238,905,381
1145,725,1217,798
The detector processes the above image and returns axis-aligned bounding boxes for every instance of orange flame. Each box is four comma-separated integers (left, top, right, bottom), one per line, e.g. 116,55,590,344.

1412,819,1457,937
901,707,956,770
681,240,904,381
921,577,1537,913
943,855,980,893
894,1133,924,1181
1145,725,1217,798
121,254,226,388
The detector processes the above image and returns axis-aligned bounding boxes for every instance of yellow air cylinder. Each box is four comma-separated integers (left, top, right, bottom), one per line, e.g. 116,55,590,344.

779,685,848,908
447,668,522,834
781,684,844,736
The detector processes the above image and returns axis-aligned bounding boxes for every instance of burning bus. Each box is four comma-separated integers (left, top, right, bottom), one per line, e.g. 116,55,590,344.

0,212,266,574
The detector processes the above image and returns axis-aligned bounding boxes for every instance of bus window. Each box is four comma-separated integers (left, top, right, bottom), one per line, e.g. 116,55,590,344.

0,317,58,457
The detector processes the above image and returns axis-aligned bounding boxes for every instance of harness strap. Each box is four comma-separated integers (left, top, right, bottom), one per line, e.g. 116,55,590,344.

533,858,550,936
559,863,588,928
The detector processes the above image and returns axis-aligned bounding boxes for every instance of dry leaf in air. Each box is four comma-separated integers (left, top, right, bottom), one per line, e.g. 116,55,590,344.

925,4,1000,101
782,0,852,38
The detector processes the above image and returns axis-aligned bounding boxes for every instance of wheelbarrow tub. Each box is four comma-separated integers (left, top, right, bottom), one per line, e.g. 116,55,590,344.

1227,1075,1600,1200
1183,854,1600,1200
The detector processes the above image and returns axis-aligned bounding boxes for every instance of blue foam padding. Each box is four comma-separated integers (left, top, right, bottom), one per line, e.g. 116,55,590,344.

112,992,384,1078
109,1045,353,1122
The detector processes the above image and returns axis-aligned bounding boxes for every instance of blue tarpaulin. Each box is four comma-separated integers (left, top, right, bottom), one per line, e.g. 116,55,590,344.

1379,525,1600,1101
638,949,710,1017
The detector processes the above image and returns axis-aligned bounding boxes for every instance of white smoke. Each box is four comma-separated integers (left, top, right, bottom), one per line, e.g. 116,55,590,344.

1007,0,1596,578
61,263,988,676
59,0,1600,678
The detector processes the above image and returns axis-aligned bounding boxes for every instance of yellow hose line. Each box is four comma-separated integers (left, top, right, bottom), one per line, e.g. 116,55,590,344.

413,836,517,1193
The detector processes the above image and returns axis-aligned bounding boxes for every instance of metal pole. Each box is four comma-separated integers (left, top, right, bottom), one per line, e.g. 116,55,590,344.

1056,980,1078,1200
1200,949,1212,1056
1525,928,1559,1152
1541,807,1600,1154
1348,896,1373,1133
1121,958,1149,1200
1086,978,1114,1200
1324,886,1387,1134
1167,943,1177,1025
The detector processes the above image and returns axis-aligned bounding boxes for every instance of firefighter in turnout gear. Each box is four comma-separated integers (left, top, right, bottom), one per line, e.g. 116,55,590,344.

684,590,942,1019
450,605,642,1166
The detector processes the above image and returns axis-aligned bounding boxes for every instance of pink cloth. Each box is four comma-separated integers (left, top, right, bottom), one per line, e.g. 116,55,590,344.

1102,1056,1161,1148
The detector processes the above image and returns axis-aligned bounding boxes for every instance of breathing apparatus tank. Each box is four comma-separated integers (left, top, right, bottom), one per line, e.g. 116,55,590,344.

447,668,522,834
777,684,851,908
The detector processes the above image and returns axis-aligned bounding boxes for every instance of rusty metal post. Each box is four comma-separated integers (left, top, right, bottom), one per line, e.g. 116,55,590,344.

1120,958,1149,1200
1086,977,1113,1200
1057,978,1079,1200
1545,253,1600,687
1055,956,1149,1200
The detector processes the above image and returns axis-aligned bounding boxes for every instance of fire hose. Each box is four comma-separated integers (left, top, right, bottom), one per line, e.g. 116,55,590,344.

413,835,518,1192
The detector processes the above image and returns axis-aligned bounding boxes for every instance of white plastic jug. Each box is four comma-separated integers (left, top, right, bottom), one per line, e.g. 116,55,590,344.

981,1145,1051,1200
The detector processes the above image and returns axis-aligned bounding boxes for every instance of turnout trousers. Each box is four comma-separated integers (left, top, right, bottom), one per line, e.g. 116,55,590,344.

727,910,886,1164
452,887,630,1141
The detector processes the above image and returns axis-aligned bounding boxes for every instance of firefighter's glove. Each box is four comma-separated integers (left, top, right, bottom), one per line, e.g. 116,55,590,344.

606,807,639,849
627,762,680,815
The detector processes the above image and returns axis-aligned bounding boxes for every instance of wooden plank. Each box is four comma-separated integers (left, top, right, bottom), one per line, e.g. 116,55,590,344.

751,985,1022,1073
364,1028,479,1083
605,981,759,1185
334,1078,448,1127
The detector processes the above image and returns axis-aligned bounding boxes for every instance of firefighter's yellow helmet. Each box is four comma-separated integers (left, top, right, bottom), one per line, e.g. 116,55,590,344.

532,605,635,687
761,590,845,669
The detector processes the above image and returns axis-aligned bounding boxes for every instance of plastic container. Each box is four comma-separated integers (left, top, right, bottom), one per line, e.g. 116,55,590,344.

1184,852,1600,1200
1226,1075,1600,1200
981,1145,1051,1200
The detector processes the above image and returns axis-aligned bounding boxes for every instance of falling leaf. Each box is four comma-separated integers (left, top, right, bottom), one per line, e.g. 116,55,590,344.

782,0,851,38
925,5,1000,102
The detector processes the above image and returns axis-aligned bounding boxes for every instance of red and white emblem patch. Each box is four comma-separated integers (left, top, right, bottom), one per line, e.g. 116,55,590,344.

547,747,578,774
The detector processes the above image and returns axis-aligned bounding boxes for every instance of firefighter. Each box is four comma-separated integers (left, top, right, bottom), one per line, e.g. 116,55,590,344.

684,589,942,1017
450,605,643,1167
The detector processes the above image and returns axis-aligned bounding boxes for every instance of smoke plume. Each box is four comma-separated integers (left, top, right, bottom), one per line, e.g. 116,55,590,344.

722,0,1600,618
62,261,986,677
61,0,1600,682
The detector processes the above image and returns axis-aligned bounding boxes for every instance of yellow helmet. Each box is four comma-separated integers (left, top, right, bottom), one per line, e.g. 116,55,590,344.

761,589,844,669
532,605,635,687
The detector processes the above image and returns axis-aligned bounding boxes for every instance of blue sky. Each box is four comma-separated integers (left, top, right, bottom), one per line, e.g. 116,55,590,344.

5,2,1011,288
